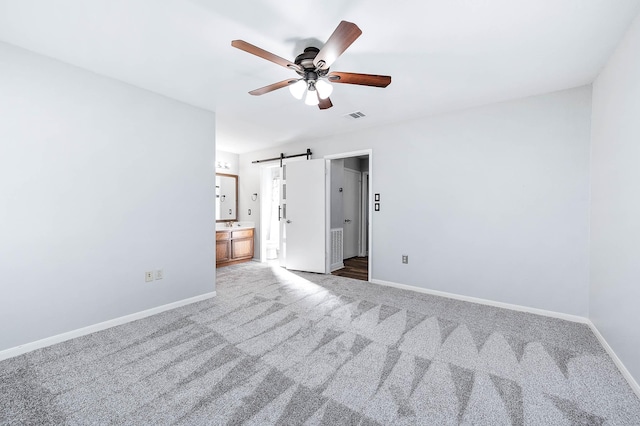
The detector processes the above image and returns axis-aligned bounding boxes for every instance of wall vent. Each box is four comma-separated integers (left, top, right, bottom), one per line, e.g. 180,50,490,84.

344,111,366,120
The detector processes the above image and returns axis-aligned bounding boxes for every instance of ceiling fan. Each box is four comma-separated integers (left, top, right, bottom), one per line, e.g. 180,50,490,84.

231,21,391,110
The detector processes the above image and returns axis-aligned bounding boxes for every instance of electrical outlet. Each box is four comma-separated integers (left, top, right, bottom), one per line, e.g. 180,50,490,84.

145,271,154,282
155,269,163,280
402,255,409,264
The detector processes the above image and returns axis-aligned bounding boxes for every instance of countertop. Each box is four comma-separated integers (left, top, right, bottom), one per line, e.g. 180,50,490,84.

216,222,255,231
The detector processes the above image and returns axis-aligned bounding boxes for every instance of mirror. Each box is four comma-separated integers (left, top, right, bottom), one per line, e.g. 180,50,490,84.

216,173,238,221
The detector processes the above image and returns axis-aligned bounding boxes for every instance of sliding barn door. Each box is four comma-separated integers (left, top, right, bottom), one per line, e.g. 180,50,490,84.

282,159,326,273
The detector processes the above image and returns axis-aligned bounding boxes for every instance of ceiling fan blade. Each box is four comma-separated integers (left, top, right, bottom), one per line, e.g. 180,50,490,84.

327,72,391,87
318,97,333,110
249,79,299,96
232,40,302,72
313,21,362,70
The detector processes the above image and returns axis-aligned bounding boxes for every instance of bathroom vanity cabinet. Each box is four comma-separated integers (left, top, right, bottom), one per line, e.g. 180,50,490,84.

216,228,254,267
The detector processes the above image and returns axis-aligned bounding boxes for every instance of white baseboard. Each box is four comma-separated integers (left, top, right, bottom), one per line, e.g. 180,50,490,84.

586,320,640,399
369,278,588,323
0,291,217,362
370,278,640,397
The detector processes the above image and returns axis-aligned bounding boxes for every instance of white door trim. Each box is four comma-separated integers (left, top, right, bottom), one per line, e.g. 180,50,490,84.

259,164,274,262
360,171,369,257
325,159,332,274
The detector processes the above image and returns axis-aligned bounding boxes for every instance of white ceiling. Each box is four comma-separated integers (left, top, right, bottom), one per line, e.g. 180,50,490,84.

1,0,639,153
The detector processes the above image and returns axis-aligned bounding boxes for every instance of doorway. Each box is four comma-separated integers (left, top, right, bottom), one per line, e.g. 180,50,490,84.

257,150,372,280
260,165,281,263
326,151,372,281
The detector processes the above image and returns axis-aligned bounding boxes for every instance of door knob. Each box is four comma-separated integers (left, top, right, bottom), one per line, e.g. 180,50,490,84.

345,219,352,223
286,220,292,224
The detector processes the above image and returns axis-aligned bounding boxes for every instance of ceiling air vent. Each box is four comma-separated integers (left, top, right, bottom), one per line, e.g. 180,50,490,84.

344,111,366,120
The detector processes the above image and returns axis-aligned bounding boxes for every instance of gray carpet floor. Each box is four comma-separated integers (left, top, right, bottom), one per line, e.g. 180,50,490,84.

1,262,640,425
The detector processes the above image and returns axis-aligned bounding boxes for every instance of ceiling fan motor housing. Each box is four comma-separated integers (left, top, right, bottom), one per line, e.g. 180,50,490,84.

294,47,329,81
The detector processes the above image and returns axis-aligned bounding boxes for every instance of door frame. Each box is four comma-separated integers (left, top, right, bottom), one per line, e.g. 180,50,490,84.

324,149,373,280
360,171,369,257
259,163,278,262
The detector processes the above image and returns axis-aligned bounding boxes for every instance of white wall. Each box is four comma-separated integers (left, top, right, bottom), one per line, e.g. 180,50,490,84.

344,157,362,172
215,150,239,175
590,14,640,381
240,86,592,316
0,42,216,351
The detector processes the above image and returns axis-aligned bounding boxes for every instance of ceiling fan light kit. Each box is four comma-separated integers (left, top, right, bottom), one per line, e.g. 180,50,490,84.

231,21,391,110
304,86,319,106
289,79,306,99
315,79,333,99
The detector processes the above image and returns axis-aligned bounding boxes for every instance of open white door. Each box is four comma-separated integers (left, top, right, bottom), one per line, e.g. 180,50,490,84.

282,159,326,273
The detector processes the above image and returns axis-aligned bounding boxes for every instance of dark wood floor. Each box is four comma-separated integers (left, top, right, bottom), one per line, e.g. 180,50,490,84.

331,256,368,281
